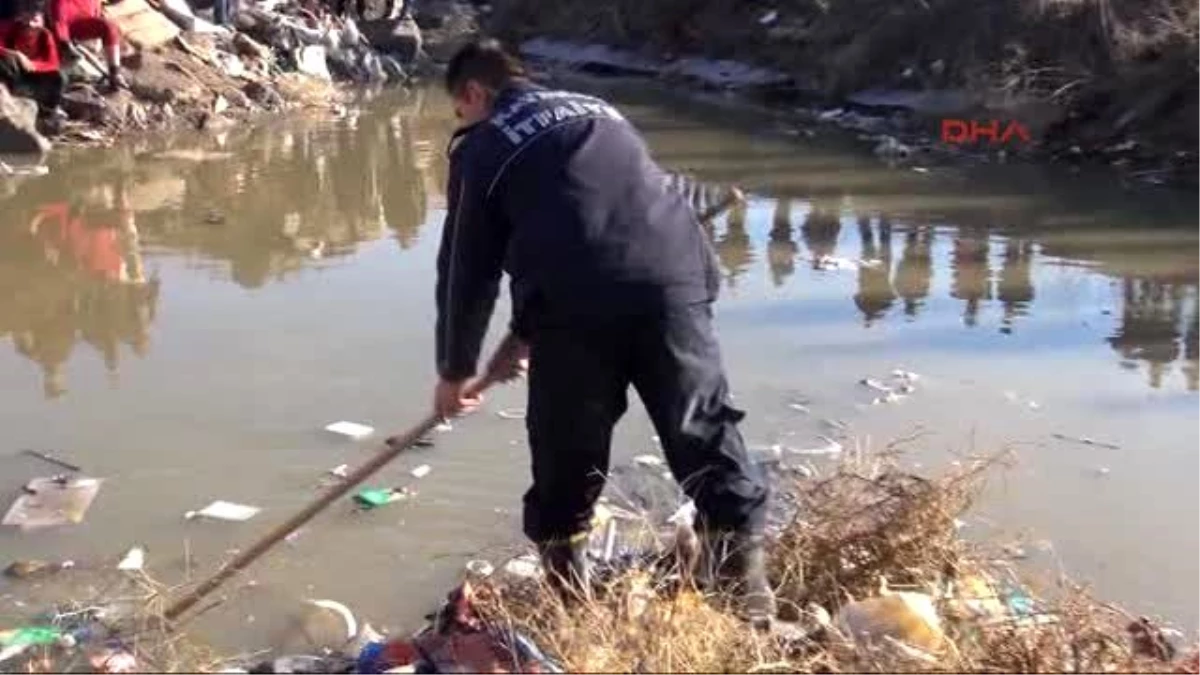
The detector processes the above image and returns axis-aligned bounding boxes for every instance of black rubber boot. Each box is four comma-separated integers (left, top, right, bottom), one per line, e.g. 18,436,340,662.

537,534,592,602
697,531,776,630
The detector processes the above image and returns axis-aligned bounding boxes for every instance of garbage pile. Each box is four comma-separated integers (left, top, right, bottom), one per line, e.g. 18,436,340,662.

1,0,436,153
462,452,1199,674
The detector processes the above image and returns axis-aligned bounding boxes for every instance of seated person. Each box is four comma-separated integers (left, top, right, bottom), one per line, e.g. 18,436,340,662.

46,0,124,92
0,0,67,122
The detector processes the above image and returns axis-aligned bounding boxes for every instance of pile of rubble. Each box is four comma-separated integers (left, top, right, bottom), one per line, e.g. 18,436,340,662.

0,0,449,154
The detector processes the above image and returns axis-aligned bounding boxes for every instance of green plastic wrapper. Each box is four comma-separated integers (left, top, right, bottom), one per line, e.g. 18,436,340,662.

0,626,62,647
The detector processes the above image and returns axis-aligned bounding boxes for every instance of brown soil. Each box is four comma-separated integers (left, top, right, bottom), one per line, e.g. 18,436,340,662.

53,37,347,148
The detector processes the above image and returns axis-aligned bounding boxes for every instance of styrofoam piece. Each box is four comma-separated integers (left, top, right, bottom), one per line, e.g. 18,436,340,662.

185,500,261,522
410,465,431,479
325,421,374,439
117,547,145,571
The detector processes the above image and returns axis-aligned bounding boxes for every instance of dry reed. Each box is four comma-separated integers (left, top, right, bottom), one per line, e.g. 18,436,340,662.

472,443,1196,674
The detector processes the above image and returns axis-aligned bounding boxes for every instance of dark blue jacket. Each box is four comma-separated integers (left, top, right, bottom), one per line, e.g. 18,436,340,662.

434,82,721,381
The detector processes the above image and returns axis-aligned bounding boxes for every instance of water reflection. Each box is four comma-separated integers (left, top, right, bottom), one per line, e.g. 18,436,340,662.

853,215,895,326
0,89,457,398
0,90,1196,398
894,225,934,319
0,180,158,398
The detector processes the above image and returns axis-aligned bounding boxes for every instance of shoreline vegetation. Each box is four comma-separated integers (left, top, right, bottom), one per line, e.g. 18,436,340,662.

485,0,1198,190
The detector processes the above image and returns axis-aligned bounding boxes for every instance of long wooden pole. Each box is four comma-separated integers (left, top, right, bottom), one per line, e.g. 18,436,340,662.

162,376,494,622
162,184,746,624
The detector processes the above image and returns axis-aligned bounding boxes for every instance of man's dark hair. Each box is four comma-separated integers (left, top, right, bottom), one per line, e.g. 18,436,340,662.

444,38,527,95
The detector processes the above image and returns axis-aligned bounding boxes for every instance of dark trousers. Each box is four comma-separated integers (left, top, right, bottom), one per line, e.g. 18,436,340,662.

521,302,769,544
0,55,65,113
213,0,238,25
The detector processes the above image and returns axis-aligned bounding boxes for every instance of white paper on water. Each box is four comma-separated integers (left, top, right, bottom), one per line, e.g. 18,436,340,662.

196,500,261,521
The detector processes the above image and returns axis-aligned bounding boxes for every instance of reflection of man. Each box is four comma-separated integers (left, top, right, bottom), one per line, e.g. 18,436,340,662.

949,228,991,327
997,238,1034,334
429,40,772,626
766,198,796,287
894,226,933,317
801,198,841,268
852,216,895,325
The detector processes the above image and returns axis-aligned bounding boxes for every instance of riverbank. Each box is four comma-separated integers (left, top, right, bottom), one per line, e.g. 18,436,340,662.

484,0,1198,190
0,0,479,160
4,448,1196,673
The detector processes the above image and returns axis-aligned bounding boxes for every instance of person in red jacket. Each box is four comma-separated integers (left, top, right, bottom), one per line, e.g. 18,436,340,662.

0,0,66,120
45,0,124,92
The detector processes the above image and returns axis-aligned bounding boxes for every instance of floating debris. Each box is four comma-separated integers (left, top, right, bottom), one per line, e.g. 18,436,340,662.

1053,433,1120,450
184,500,260,522
872,391,906,405
4,560,72,580
758,9,778,24
3,476,103,530
328,464,349,479
325,421,375,440
465,560,495,577
860,378,892,393
1091,466,1112,477
117,547,145,572
410,465,432,479
303,599,358,641
353,487,411,510
435,421,454,433
496,409,526,420
787,402,810,413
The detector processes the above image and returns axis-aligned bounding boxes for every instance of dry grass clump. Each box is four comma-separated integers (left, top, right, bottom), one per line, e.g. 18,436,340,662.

767,455,982,617
472,446,1196,674
474,576,788,673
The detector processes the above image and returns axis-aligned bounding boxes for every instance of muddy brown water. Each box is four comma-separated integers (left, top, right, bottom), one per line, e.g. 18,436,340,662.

0,84,1196,656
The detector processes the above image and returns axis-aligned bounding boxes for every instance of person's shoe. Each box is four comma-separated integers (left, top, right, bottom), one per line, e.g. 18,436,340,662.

696,530,777,630
537,533,592,603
